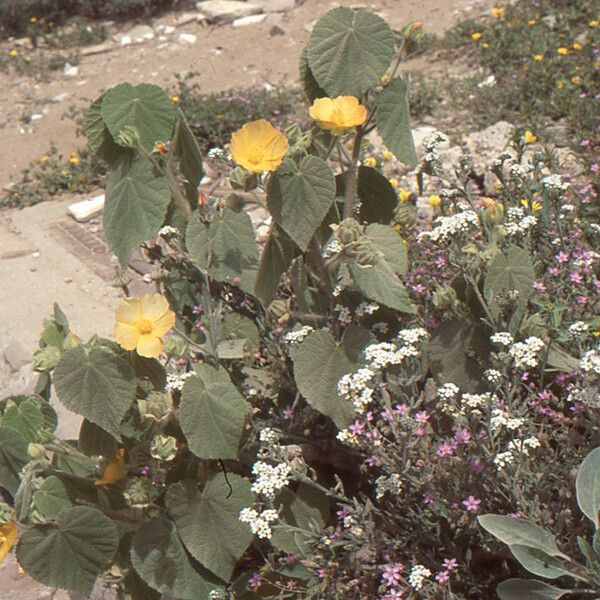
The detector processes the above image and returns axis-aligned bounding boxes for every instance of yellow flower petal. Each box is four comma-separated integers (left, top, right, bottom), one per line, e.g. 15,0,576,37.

114,322,141,351
115,297,142,325
309,96,367,135
95,449,126,486
139,293,171,321
230,119,288,173
0,524,17,564
136,334,164,358
151,309,176,337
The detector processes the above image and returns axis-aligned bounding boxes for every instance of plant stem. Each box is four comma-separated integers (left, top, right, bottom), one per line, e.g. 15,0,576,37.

308,238,333,299
343,126,363,219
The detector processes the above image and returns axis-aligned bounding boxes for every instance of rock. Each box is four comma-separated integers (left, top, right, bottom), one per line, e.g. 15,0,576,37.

178,32,197,44
463,121,515,171
270,24,285,35
63,63,78,77
546,119,570,148
252,0,296,12
196,0,262,22
411,125,450,155
233,13,267,27
67,195,105,222
439,145,464,171
541,14,557,29
80,41,113,56
128,24,155,43
555,148,583,177
118,34,132,45
3,339,30,372
172,12,204,27
52,92,69,102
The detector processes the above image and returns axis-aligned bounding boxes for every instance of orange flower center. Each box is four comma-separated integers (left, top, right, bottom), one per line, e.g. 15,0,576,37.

246,147,264,165
137,319,154,334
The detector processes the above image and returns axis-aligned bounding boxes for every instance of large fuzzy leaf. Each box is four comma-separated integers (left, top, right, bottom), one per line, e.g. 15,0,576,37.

0,426,29,494
84,95,123,165
484,244,535,302
576,447,600,528
497,579,572,600
357,166,398,224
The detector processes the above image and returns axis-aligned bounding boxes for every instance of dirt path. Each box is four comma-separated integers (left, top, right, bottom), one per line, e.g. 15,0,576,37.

0,0,492,187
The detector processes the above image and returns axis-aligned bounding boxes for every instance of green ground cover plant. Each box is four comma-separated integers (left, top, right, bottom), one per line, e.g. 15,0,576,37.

0,3,598,600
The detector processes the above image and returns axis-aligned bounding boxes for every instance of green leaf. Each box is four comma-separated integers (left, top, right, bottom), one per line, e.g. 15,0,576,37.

104,153,171,267
254,224,300,305
130,354,167,391
299,47,326,102
510,545,574,580
375,77,417,166
364,223,408,275
546,344,579,373
180,364,248,460
32,476,73,518
130,517,222,600
576,447,600,528
267,156,336,252
478,515,566,558
78,419,118,457
171,111,204,208
101,83,176,153
497,579,572,600
53,303,70,333
84,95,123,165
428,318,490,392
484,245,535,302
357,166,398,224
2,398,44,442
217,339,248,360
0,426,29,494
219,313,259,350
290,326,374,428
166,476,254,582
186,208,259,294
307,7,395,97
17,506,118,595
54,345,136,439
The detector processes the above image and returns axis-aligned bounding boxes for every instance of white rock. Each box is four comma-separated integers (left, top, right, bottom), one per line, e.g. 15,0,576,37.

164,25,175,34
67,195,105,222
30,113,43,121
178,32,197,44
119,34,132,45
251,0,296,12
63,63,78,77
52,92,69,102
129,24,156,42
233,13,267,27
196,0,262,22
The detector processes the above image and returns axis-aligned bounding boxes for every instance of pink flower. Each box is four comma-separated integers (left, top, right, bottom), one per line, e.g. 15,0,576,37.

248,572,263,590
283,406,294,420
462,495,481,512
437,440,457,457
442,558,458,571
382,563,403,587
569,272,584,284
453,428,471,445
532,281,546,291
435,570,450,583
415,411,429,424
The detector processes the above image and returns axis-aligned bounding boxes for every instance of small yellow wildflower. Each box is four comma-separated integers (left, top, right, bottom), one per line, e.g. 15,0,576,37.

471,32,482,41
482,43,489,49
491,6,504,18
364,157,377,168
309,96,368,135
230,119,288,173
95,449,127,486
572,42,582,50
533,54,543,61
41,155,49,163
380,73,390,85
0,524,17,564
8,49,18,57
557,47,568,55
531,201,542,212
382,150,392,161
30,16,37,23
60,169,69,176
24,56,31,62
556,80,565,89
68,152,80,165
571,76,582,84
428,194,441,208
523,130,537,144
389,178,398,189
520,199,529,209
589,20,599,27
170,94,179,103
528,19,537,26
362,138,370,149
114,293,176,358
399,189,412,202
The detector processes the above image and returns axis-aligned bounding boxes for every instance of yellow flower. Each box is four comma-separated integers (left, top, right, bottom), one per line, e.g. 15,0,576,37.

309,96,367,135
380,73,390,85
531,200,542,212
389,178,398,189
528,19,537,25
523,130,537,144
382,150,392,161
482,42,489,49
114,293,176,358
170,94,179,103
30,16,37,23
68,152,80,165
399,188,412,202
471,32,482,41
533,54,543,61
589,20,599,27
0,524,17,564
24,55,31,62
95,449,126,486
364,157,377,168
520,198,529,208
491,6,504,18
9,49,18,57
556,80,565,89
557,47,568,55
428,194,441,208
571,75,582,84
41,154,49,163
572,42,582,50
230,119,288,173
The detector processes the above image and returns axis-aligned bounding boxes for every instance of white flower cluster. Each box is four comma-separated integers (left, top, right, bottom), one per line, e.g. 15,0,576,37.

322,238,343,258
408,564,431,590
509,163,533,180
484,368,503,384
259,427,281,446
491,408,525,432
509,337,545,369
580,349,600,375
419,210,480,243
567,387,600,408
251,461,291,498
364,343,407,369
494,436,541,470
438,383,460,401
343,514,364,537
158,225,179,237
422,131,449,162
207,147,225,160
338,368,375,414
504,207,537,236
165,371,194,392
355,302,379,317
335,304,353,326
375,473,403,500
336,428,360,446
208,590,225,600
239,507,278,539
461,392,494,416
541,173,570,193
569,321,589,337
490,331,514,346
283,326,314,345
396,327,429,346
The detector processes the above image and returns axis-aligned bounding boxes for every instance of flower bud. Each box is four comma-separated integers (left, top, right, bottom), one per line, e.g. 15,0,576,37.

354,241,381,267
32,346,61,372
64,333,81,350
123,477,157,508
337,218,363,245
115,125,140,148
137,392,172,422
150,435,178,461
432,285,457,310
28,443,46,459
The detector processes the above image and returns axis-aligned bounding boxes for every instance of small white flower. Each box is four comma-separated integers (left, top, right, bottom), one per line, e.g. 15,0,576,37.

408,564,431,590
283,326,314,345
490,332,514,346
580,349,600,375
207,147,225,160
419,210,480,243
158,225,179,237
509,337,545,369
375,473,403,500
165,371,194,392
239,507,279,539
259,427,280,446
251,461,291,498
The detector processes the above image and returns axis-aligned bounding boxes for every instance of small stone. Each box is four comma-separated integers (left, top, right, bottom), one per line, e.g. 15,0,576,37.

178,32,197,44
270,24,285,36
252,0,296,12
128,24,155,43
32,251,41,258
196,0,262,23
3,340,30,372
63,63,78,77
233,14,267,27
119,34,132,45
64,277,73,283
52,92,69,102
30,113,43,121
